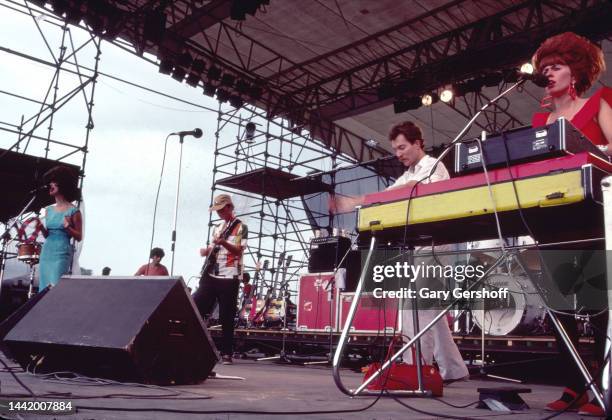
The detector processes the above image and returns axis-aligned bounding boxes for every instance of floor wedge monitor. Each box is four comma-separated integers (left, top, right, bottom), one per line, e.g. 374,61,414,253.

2,276,219,385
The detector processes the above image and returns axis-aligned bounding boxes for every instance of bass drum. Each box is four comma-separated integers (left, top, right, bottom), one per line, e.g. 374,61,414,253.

472,274,548,336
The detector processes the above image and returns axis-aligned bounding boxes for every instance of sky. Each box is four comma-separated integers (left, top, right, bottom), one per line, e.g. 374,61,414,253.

0,3,328,287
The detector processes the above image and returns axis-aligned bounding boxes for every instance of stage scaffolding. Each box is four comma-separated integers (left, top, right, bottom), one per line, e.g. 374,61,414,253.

206,103,363,296
0,0,101,203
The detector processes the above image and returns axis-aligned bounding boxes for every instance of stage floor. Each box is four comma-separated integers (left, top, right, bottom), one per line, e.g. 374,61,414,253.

0,352,590,419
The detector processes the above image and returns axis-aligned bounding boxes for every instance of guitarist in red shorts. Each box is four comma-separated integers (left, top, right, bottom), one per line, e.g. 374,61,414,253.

193,194,248,365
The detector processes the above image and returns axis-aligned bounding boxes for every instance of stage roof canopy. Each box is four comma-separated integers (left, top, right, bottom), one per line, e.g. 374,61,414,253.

37,0,612,161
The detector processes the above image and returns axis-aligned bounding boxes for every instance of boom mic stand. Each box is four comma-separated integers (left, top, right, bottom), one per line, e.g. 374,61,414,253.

169,129,202,275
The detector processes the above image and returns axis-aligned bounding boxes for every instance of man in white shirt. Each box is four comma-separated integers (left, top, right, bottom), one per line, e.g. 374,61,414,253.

332,121,468,382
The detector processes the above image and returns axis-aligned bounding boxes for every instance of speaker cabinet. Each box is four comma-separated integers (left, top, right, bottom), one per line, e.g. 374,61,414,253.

308,236,351,273
2,276,219,385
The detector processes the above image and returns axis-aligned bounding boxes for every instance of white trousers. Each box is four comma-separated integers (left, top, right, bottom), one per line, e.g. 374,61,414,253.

402,308,468,381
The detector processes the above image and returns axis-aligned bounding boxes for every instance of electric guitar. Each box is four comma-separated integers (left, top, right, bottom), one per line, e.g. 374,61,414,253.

200,217,240,279
265,254,292,326
238,261,261,324
249,259,269,325
253,253,284,326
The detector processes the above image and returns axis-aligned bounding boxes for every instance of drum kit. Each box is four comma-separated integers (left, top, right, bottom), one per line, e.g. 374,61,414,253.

471,273,549,336
455,241,602,340
12,218,43,298
459,241,552,337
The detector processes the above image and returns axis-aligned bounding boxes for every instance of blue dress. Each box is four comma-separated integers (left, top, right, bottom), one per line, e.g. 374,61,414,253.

39,205,78,290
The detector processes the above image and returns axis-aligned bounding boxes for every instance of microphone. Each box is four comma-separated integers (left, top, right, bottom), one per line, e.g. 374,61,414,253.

520,72,549,88
29,185,49,194
171,128,203,138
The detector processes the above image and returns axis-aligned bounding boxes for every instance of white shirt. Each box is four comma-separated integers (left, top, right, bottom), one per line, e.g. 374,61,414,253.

209,220,248,279
388,154,449,189
387,154,450,254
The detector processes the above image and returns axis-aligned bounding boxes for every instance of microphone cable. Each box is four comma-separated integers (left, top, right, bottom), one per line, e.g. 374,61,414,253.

146,134,172,275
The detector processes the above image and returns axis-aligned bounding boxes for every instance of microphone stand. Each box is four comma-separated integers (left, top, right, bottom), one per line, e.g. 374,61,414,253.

425,77,530,180
170,133,187,275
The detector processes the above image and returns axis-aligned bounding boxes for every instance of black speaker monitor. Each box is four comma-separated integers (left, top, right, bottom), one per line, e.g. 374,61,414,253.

308,236,352,273
2,276,219,385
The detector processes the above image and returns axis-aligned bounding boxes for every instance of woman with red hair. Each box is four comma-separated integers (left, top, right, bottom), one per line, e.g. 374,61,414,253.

532,32,611,152
532,32,610,417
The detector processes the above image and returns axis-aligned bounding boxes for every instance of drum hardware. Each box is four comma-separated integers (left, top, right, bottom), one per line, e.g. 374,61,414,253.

458,248,549,382
16,241,42,300
471,273,549,336
17,242,41,265
0,193,40,304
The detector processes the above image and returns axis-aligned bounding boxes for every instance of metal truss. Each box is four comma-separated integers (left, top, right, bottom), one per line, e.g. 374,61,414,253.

206,103,359,299
444,83,525,134
24,0,612,162
20,0,386,162
0,0,101,185
127,0,610,127
290,0,612,121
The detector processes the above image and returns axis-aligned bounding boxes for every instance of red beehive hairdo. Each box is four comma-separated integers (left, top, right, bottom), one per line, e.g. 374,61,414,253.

532,32,605,96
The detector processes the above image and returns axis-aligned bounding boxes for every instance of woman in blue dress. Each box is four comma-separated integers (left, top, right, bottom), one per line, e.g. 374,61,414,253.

38,166,83,290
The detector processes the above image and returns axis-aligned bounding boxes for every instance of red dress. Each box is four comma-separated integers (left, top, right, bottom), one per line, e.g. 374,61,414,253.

532,86,612,146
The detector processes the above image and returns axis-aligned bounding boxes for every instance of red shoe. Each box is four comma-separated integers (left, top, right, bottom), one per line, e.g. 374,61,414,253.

545,387,588,412
578,402,605,417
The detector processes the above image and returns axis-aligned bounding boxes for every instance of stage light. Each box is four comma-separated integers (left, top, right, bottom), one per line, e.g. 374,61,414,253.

216,89,230,103
421,92,439,107
440,88,453,103
235,79,250,95
65,8,83,25
143,8,166,44
207,66,221,81
248,85,263,100
482,72,503,87
186,74,200,87
462,78,483,93
377,81,395,100
520,62,534,74
158,58,174,75
453,82,470,97
186,59,206,87
366,139,379,148
190,59,206,73
245,122,256,143
203,83,216,97
177,53,191,66
83,1,118,35
49,0,68,17
171,67,186,82
49,0,84,24
230,0,267,21
393,96,421,113
229,95,244,108
220,73,235,88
